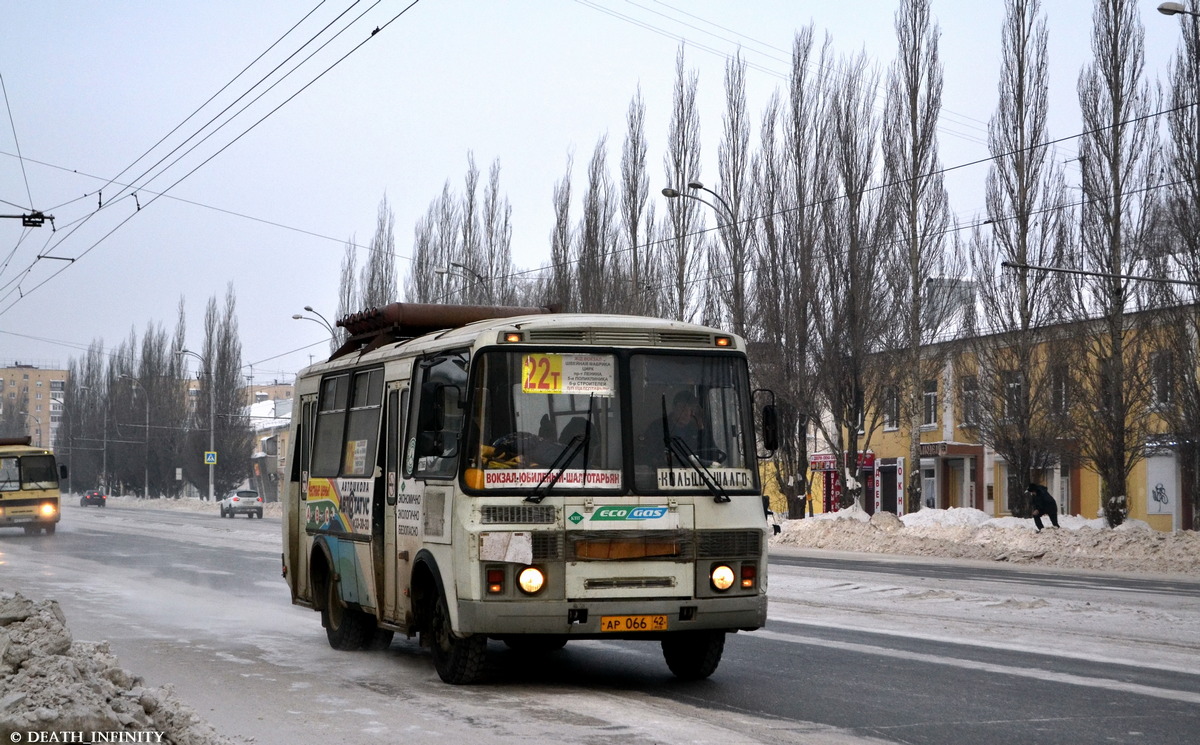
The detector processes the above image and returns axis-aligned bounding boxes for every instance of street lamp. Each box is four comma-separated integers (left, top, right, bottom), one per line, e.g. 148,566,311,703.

662,180,746,333
1159,2,1200,18
176,348,215,502
120,374,150,499
435,261,492,303
292,313,338,338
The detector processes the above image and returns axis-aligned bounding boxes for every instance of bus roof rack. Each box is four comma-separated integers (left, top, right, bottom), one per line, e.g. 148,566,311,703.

0,436,33,447
329,302,554,361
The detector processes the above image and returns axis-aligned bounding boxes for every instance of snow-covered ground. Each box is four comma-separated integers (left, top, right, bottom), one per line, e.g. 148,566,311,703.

772,503,1200,575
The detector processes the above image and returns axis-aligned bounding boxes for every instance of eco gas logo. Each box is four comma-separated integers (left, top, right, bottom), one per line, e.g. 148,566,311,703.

590,506,669,521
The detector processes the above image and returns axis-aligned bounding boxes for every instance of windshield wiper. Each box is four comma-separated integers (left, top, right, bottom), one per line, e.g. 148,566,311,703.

526,396,594,503
661,394,729,503
666,436,730,503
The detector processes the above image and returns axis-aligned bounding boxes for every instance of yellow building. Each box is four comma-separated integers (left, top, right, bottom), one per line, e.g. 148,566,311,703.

852,329,1187,532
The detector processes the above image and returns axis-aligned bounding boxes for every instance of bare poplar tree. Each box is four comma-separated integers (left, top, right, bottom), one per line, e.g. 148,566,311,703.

882,0,952,514
619,88,651,315
188,285,254,499
548,157,575,311
335,238,358,347
963,0,1072,516
360,195,398,310
481,159,514,305
754,27,829,518
1069,0,1162,526
811,52,893,509
577,135,616,312
714,52,754,336
661,45,704,322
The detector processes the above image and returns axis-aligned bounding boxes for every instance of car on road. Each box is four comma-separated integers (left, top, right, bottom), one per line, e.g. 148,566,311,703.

219,490,263,519
80,489,107,507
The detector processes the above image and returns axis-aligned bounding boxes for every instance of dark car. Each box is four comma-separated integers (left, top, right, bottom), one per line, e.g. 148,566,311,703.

219,490,263,519
80,489,107,507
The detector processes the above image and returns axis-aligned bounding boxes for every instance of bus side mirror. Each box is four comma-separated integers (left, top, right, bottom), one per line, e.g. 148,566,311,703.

761,404,779,452
59,464,69,479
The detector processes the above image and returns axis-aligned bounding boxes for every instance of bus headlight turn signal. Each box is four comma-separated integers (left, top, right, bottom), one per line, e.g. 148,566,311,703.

518,566,545,594
40,503,57,518
710,564,735,592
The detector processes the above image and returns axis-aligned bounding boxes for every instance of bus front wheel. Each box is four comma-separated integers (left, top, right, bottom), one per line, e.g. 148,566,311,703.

426,592,485,684
662,631,725,680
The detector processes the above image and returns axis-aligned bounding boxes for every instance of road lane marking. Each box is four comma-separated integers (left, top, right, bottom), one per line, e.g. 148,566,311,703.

753,629,1200,705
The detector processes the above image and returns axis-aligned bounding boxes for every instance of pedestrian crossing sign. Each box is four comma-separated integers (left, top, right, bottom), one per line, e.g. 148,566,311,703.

204,451,217,465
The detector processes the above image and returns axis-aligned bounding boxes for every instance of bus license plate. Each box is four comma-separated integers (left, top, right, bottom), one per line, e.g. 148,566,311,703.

600,615,667,632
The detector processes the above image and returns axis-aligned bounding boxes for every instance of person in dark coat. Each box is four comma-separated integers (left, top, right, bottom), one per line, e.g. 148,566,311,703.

1026,482,1060,531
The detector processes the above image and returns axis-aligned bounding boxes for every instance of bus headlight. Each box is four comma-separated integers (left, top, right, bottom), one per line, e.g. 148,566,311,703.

40,503,57,518
517,566,545,594
710,564,736,592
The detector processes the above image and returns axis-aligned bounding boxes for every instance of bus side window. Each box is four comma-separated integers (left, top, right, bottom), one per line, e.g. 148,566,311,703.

409,351,468,480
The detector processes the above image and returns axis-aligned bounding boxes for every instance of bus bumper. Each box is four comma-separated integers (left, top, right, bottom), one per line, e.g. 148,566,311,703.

456,594,766,637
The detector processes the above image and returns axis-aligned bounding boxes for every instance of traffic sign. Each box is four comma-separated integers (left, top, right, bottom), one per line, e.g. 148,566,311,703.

204,451,218,465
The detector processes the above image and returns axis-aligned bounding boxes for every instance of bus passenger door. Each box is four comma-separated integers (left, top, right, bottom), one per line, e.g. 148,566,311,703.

383,385,410,623
292,395,316,601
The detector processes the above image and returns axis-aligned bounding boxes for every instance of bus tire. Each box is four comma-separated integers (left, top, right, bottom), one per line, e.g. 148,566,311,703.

662,631,725,680
44,524,55,535
322,575,368,651
427,592,485,684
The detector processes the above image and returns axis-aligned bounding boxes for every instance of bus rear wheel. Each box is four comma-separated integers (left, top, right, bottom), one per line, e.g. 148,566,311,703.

322,576,368,651
662,630,725,680
427,592,485,684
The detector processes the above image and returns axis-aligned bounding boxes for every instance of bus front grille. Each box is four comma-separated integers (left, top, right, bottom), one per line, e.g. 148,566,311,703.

696,530,762,558
481,505,557,525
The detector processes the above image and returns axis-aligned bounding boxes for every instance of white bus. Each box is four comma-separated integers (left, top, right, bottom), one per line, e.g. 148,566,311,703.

282,303,778,684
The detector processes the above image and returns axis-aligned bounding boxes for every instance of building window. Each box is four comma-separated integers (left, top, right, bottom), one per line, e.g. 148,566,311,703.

1151,351,1174,408
922,380,938,427
1001,369,1025,420
959,375,979,426
883,387,899,430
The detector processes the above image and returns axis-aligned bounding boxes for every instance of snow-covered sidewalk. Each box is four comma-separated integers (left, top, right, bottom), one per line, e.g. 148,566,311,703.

772,504,1200,575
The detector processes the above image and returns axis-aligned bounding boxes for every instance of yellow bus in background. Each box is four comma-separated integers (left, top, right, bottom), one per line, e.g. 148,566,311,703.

0,436,66,535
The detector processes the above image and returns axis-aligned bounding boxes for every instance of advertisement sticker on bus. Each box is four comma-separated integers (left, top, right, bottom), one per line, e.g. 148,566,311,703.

521,353,615,396
303,477,373,534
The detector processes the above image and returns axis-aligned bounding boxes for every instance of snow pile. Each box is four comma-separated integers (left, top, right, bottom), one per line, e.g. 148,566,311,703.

773,504,1200,575
0,592,235,744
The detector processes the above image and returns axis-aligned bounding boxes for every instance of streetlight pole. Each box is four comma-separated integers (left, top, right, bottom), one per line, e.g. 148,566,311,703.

176,349,214,502
662,180,745,333
78,385,107,492
120,374,150,499
292,312,338,339
435,261,492,303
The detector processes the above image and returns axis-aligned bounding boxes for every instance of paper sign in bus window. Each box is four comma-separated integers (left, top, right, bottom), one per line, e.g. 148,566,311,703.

522,354,615,396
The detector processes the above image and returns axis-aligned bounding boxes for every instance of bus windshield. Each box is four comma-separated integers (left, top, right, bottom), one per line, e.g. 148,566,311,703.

0,454,58,491
466,350,758,495
629,354,757,494
469,351,623,490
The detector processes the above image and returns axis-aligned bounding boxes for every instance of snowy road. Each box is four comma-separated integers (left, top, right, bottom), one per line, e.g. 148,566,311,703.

3,501,1199,744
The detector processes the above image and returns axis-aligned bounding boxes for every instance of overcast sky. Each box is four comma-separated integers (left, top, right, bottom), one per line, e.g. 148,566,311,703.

0,1,1187,385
